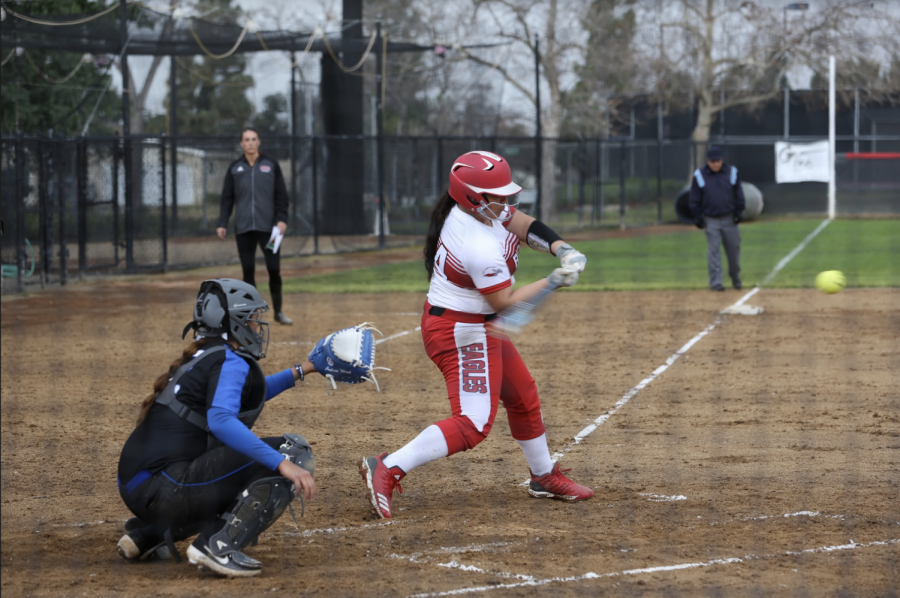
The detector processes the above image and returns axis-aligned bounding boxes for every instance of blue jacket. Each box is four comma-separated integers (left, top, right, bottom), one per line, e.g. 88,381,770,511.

689,163,746,220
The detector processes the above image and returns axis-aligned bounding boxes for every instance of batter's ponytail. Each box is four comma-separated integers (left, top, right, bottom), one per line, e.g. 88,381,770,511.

136,337,216,426
424,191,456,281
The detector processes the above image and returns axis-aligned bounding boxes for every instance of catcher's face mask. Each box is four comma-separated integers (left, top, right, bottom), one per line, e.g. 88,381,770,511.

183,279,270,358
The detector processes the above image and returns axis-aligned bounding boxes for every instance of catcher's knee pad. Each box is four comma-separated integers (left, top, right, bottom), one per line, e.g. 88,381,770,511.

436,415,493,455
279,433,315,476
208,476,294,557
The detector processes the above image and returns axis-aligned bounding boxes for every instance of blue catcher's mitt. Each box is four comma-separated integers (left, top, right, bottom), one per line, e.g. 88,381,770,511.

308,323,389,392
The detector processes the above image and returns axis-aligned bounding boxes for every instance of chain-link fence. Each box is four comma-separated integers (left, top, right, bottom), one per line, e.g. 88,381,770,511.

3,133,898,293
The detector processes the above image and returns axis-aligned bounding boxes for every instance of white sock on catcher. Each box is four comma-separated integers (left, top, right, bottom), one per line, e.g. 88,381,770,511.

516,433,554,477
383,425,449,474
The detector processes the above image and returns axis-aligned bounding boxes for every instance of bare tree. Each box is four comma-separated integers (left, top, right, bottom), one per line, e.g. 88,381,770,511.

640,0,899,168
440,0,587,222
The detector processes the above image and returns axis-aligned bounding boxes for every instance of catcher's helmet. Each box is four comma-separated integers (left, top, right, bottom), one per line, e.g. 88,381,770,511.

448,151,522,222
182,278,270,359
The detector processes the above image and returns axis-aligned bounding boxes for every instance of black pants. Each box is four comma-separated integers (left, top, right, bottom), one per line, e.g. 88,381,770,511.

235,231,283,314
120,437,283,541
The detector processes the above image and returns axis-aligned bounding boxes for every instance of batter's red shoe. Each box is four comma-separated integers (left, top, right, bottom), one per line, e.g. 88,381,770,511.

359,453,404,519
528,463,594,501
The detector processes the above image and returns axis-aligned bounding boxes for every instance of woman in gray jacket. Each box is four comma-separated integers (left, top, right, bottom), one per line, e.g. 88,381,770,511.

217,128,292,325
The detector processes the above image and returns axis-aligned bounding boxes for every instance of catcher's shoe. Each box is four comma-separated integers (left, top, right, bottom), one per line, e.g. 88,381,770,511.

116,526,170,561
528,463,594,502
359,453,404,519
186,535,262,578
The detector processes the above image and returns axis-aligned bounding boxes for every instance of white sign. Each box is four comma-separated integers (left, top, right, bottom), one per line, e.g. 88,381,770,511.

775,141,830,183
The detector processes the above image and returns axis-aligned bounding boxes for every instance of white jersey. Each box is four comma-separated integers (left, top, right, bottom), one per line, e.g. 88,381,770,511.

427,206,520,314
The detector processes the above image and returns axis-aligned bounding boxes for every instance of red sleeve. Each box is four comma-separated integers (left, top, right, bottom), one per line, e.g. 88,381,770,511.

478,279,513,295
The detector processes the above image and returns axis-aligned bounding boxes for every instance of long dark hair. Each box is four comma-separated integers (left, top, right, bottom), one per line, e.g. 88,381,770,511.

424,191,457,280
136,337,217,425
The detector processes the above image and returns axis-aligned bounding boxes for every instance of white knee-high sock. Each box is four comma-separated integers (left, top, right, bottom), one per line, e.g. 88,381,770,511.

383,425,449,474
516,433,554,476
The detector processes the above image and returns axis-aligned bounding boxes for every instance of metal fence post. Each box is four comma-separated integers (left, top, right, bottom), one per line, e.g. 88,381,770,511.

375,20,386,249
534,34,542,221
619,139,627,230
412,138,420,235
642,143,649,218
112,140,120,267
577,136,586,224
312,136,319,255
289,65,298,236
55,137,67,285
77,137,87,279
14,133,26,293
38,137,50,287
656,138,663,224
436,136,443,199
124,136,134,272
160,134,168,272
600,139,607,223
170,56,179,235
201,153,208,230
592,135,601,226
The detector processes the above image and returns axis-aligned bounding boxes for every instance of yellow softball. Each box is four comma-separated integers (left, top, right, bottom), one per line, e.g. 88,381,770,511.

815,270,846,294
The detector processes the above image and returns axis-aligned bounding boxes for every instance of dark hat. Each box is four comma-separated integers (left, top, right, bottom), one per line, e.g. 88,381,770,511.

707,146,723,160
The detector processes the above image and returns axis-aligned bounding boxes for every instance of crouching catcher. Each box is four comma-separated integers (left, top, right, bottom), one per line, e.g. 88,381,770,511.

116,278,380,578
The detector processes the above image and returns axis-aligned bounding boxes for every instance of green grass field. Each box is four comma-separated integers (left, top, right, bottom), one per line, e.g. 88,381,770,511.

278,218,899,294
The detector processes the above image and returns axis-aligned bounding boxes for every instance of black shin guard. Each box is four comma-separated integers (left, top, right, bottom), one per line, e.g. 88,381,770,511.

208,477,295,557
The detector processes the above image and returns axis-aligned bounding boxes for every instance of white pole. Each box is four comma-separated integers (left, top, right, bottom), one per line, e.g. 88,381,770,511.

827,55,836,220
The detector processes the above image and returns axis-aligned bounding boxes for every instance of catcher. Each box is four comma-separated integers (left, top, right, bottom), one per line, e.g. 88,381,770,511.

116,278,382,578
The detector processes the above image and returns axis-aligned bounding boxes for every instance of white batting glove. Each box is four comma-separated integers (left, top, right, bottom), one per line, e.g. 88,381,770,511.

555,243,586,273
547,265,580,288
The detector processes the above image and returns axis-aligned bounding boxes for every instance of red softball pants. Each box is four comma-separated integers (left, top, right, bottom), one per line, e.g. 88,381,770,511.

421,302,546,456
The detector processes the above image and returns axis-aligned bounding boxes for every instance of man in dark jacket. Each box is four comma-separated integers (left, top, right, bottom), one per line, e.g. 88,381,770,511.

689,146,745,291
217,128,293,324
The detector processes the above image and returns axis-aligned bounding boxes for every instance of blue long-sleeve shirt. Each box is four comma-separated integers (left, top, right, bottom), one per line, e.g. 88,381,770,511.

208,351,295,471
119,341,297,482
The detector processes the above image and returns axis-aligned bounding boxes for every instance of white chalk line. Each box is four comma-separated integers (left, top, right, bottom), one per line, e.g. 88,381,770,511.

545,218,832,464
388,542,535,583
545,316,722,464
710,510,845,526
406,538,899,597
724,218,831,313
280,518,402,538
639,493,687,503
51,520,108,528
376,326,422,345
385,510,841,587
762,219,831,286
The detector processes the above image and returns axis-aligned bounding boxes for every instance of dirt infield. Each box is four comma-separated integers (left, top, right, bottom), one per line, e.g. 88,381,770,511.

1,279,898,596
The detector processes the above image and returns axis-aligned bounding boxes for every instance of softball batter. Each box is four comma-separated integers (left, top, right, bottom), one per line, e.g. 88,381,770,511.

360,151,593,519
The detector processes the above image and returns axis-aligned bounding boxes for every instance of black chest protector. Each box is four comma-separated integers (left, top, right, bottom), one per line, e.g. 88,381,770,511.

154,345,267,448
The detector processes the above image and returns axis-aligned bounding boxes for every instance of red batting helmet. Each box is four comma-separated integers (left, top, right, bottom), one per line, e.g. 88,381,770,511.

448,151,522,221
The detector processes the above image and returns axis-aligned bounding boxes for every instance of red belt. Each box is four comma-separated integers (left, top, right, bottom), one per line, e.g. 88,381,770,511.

425,301,497,324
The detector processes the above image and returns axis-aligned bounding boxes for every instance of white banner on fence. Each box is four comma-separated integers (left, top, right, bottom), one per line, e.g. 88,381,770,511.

775,141,831,183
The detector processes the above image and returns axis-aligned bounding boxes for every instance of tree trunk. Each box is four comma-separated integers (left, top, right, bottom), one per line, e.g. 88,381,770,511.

540,83,563,223
690,92,715,171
